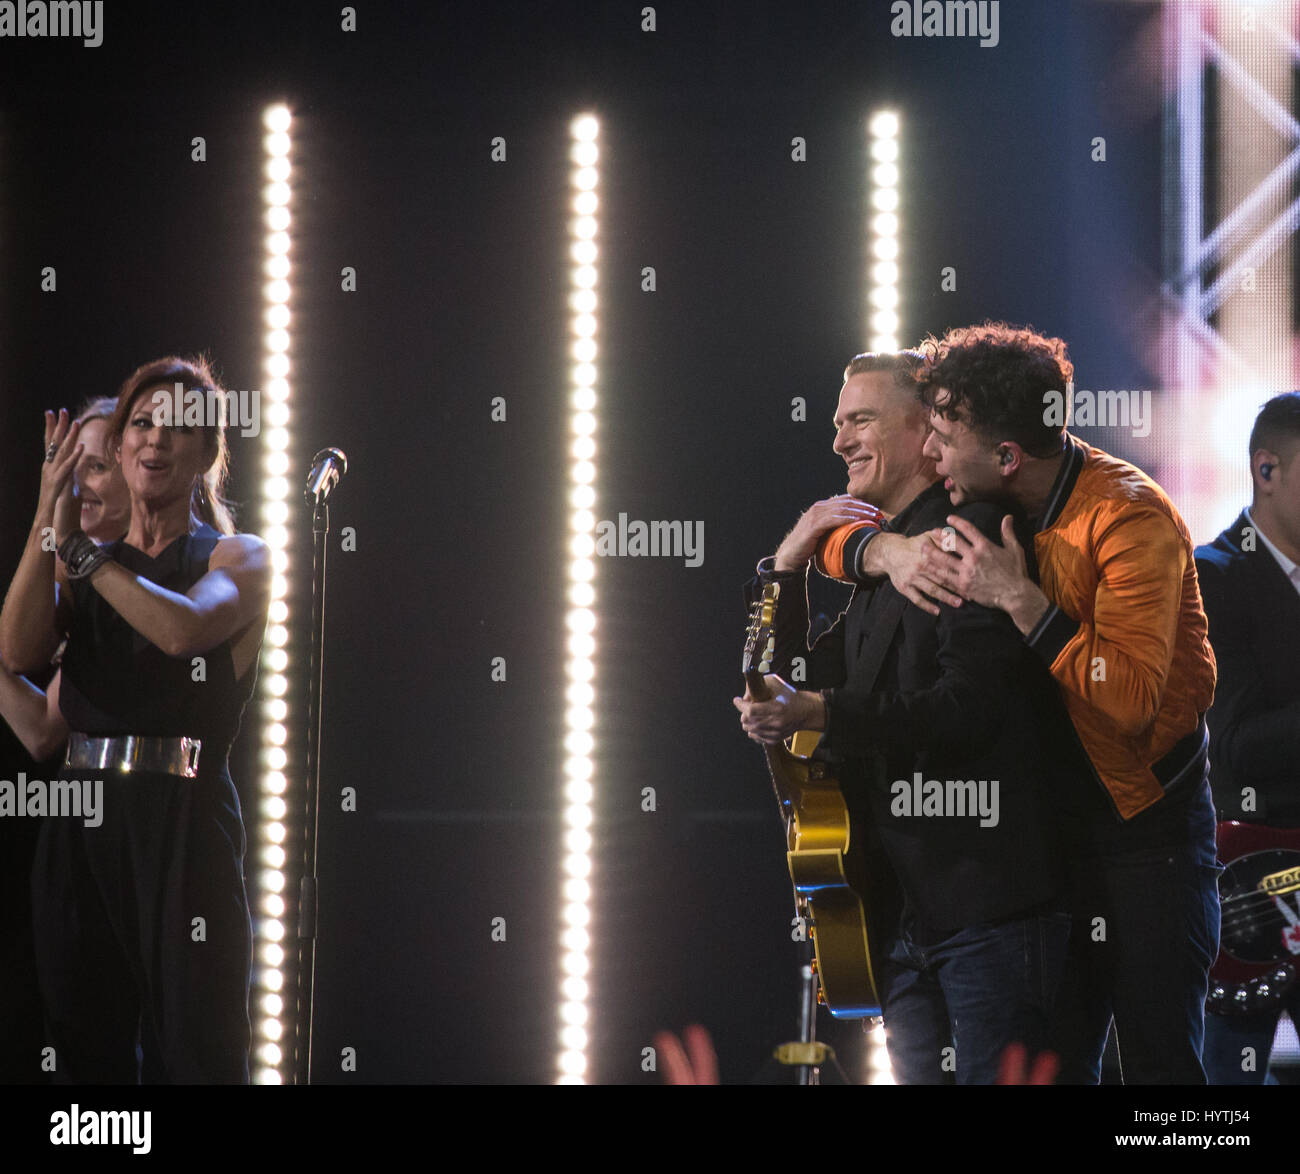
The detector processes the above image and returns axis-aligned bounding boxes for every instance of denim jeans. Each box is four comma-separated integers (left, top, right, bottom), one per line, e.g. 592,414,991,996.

1202,995,1300,1085
1049,781,1221,1084
878,908,1072,1084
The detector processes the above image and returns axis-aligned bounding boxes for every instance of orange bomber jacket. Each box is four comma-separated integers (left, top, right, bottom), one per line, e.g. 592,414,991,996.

1023,436,1217,820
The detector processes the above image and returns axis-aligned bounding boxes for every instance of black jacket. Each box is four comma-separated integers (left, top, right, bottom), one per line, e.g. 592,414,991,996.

751,482,1080,940
1195,511,1300,826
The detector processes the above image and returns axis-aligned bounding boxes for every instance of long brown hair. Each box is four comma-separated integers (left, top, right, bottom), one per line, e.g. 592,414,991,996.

108,356,237,535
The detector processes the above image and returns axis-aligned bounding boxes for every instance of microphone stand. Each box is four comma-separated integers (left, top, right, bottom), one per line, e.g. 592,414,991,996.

294,448,347,1085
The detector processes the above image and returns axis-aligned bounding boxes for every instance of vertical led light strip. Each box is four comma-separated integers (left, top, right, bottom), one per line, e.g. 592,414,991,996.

254,102,294,1085
867,111,901,352
558,112,600,1085
864,107,899,1087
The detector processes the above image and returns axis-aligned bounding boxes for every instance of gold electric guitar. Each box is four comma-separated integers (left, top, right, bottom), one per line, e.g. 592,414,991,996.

743,581,884,1017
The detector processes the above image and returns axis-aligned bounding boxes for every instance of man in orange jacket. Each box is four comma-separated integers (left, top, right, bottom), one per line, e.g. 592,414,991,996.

858,322,1219,1083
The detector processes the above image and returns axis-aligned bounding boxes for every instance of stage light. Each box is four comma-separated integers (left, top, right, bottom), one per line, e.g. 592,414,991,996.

872,237,899,261
865,1020,895,1085
867,109,903,353
562,950,589,975
869,110,898,138
557,112,601,1084
871,188,900,213
564,904,595,930
566,681,594,706
256,1045,282,1076
264,105,291,133
564,780,593,806
255,102,295,1086
565,660,594,684
565,829,592,855
561,922,590,949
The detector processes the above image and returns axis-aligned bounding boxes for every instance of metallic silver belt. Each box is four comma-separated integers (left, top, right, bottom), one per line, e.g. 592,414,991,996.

65,732,201,779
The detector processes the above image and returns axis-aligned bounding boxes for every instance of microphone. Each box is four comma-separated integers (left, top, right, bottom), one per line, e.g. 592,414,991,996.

304,447,348,503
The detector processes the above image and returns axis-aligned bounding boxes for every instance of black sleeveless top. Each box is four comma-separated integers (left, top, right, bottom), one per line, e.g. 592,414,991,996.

59,524,259,772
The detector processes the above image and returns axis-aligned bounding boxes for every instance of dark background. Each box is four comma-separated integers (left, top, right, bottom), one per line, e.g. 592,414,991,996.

0,0,1164,1083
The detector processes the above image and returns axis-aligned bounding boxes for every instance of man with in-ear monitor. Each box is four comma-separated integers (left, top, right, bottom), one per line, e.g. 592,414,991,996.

1196,392,1300,1084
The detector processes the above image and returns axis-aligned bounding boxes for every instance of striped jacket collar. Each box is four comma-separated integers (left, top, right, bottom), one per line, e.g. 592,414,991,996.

1035,434,1086,532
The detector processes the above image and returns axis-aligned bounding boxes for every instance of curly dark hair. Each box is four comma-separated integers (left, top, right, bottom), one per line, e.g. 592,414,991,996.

916,322,1074,458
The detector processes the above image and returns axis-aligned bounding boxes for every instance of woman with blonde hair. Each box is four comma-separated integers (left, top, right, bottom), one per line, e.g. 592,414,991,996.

0,394,129,759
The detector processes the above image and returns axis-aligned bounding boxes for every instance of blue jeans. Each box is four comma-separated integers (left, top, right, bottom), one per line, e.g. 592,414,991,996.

879,908,1072,1084
1049,782,1221,1084
1203,997,1300,1085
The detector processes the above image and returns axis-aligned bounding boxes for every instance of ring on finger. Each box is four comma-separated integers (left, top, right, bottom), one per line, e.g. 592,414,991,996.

44,443,58,462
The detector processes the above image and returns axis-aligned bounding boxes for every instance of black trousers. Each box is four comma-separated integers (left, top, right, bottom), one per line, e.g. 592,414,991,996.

0,817,46,1083
30,766,252,1084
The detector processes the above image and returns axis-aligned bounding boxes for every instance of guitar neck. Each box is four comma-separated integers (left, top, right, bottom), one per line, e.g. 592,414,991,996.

744,668,771,701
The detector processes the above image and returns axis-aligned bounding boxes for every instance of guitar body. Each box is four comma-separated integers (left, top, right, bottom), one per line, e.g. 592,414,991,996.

759,735,883,1017
744,583,885,1018
1207,821,1300,1016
